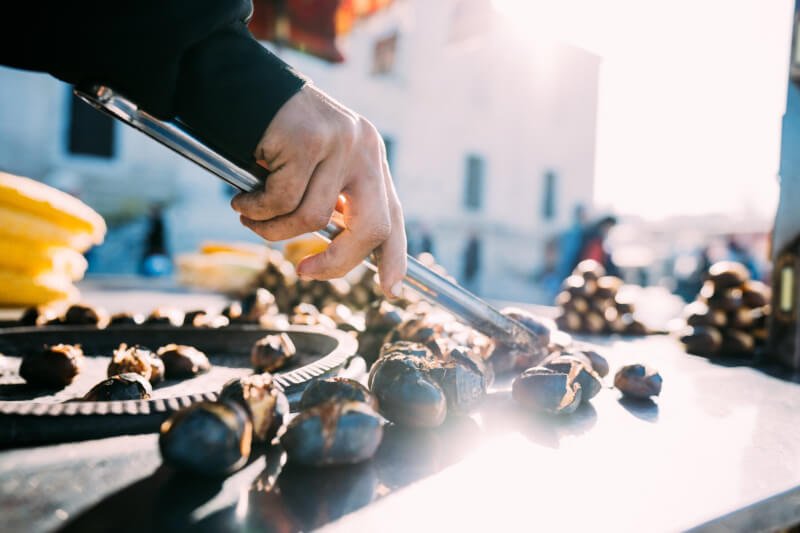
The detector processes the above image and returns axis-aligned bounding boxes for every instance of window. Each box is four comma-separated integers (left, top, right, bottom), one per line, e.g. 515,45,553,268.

464,155,485,210
382,135,395,173
372,32,398,75
542,170,557,220
67,93,115,158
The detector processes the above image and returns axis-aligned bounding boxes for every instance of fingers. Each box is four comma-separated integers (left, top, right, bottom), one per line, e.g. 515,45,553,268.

230,160,315,221
239,158,343,242
375,155,407,297
297,165,391,280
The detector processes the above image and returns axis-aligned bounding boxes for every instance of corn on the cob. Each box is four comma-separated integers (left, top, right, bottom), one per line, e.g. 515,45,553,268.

0,205,95,251
0,269,78,306
0,237,87,280
0,172,106,245
200,241,268,257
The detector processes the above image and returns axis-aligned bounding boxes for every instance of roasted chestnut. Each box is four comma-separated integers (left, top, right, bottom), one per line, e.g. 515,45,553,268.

702,284,743,312
512,366,582,415
108,312,143,326
321,303,363,332
741,280,770,308
300,377,377,411
19,344,84,388
107,344,164,384
368,353,447,428
250,333,296,373
82,373,152,401
708,261,750,289
383,316,440,346
358,303,419,364
159,401,252,476
18,305,61,326
500,307,552,350
721,330,756,356
219,373,289,443
157,344,211,379
144,307,184,326
555,311,582,333
574,259,605,282
182,309,229,328
595,276,624,300
544,356,602,403
238,288,278,322
685,301,727,328
290,303,337,329
614,364,662,399
63,304,107,327
679,325,723,356
280,400,383,466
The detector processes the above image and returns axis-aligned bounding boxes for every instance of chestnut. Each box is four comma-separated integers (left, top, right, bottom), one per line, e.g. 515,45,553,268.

544,356,602,403
107,344,164,384
108,312,143,326
721,330,755,356
741,280,770,308
300,377,377,411
219,373,289,443
63,304,107,327
512,366,582,415
144,307,184,326
574,259,606,282
708,261,750,289
250,333,296,373
614,364,662,399
19,344,84,388
679,326,723,356
157,344,211,379
82,373,152,401
159,401,252,476
280,400,383,467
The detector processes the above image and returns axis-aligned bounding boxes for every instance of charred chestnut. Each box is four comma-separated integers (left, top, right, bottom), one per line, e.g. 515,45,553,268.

577,348,610,378
300,377,377,411
157,344,211,379
512,366,582,415
219,373,289,443
280,400,383,466
500,307,552,350
614,364,662,399
595,276,624,300
251,333,296,373
368,354,447,428
238,288,278,322
108,312,143,326
291,303,337,329
544,356,602,403
18,305,61,326
708,261,750,289
383,316,440,346
63,304,107,327
721,329,756,356
159,401,252,476
574,259,606,282
741,280,770,308
183,309,229,328
20,344,84,388
357,301,406,365
379,340,436,360
82,372,152,401
679,325,723,356
107,344,164,384
426,346,488,414
144,307,184,326
684,301,726,328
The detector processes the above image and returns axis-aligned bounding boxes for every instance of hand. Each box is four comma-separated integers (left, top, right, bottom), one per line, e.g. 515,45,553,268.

231,84,407,297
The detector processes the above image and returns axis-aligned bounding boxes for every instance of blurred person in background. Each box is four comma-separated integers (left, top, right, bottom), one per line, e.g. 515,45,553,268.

724,235,760,280
535,236,562,301
579,215,619,276
1,1,407,297
557,204,587,280
140,204,171,277
462,232,482,294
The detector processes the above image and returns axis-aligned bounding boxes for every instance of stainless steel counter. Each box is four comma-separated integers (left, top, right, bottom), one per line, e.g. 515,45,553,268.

1,285,799,532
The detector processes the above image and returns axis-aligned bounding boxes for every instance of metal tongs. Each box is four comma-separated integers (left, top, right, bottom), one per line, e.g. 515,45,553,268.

74,85,551,355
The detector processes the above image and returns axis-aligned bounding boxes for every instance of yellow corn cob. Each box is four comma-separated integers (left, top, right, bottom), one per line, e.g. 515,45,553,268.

176,252,264,293
0,269,78,307
0,205,95,251
0,172,106,245
0,237,87,280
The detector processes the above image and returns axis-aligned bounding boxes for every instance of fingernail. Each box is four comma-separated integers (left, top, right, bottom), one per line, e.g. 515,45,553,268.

391,281,403,298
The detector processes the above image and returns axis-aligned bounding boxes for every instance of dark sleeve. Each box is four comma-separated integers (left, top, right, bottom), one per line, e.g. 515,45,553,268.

1,1,306,164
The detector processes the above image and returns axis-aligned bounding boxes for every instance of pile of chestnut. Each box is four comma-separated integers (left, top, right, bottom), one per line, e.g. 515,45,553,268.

555,260,647,336
679,261,770,358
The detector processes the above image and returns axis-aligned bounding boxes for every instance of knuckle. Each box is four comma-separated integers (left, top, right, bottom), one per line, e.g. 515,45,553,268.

298,209,331,231
366,219,392,245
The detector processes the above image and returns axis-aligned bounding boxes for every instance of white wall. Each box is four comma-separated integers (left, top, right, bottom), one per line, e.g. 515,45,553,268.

0,0,599,300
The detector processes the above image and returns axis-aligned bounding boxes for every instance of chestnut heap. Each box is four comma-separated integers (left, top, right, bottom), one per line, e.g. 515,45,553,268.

554,260,647,336
679,261,770,358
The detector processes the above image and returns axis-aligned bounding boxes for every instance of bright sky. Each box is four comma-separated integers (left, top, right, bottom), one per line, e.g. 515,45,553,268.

492,0,794,221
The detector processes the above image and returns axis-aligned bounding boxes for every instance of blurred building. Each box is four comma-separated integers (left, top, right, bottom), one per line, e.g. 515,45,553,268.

0,0,599,300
